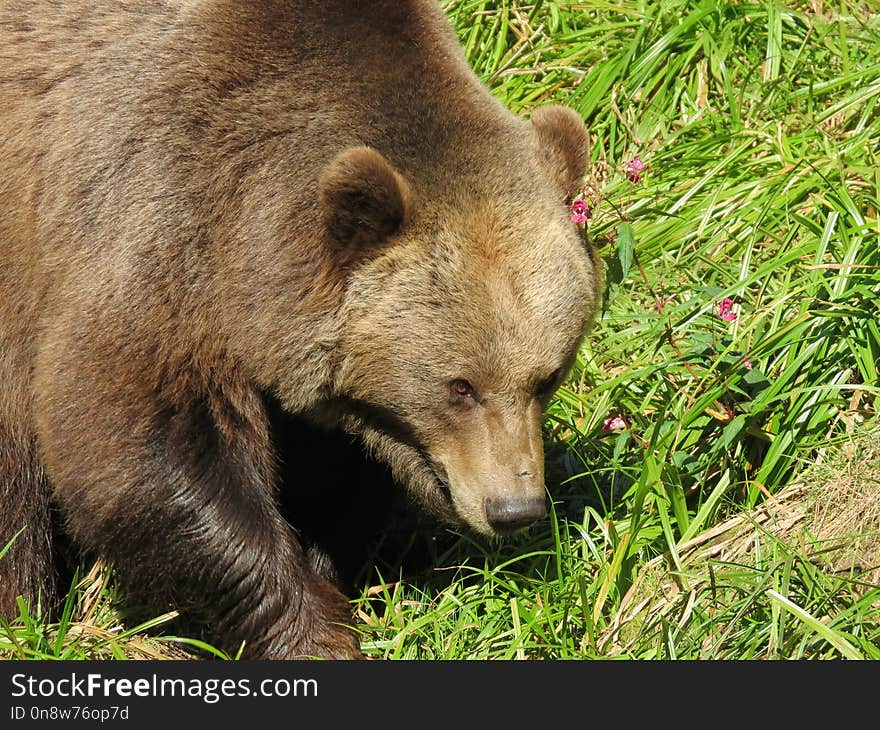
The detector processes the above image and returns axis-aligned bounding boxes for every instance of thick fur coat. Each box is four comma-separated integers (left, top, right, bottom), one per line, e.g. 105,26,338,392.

0,0,603,658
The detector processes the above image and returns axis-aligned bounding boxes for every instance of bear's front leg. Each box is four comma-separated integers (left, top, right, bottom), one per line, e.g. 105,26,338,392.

34,338,361,660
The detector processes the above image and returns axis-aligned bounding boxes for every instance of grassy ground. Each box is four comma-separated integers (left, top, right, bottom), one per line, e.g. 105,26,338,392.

2,0,878,659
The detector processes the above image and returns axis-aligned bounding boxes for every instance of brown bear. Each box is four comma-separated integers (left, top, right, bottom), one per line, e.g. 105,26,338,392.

0,0,604,659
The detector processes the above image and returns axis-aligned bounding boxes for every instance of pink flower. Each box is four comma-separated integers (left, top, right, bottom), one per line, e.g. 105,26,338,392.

625,157,646,183
570,197,591,224
717,298,737,322
603,415,627,431
744,358,753,370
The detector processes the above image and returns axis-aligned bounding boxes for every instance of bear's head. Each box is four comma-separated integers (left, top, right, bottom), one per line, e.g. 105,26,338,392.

319,106,602,537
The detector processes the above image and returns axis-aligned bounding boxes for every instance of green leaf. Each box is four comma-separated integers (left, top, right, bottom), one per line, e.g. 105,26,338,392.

721,414,748,449
617,222,635,282
767,590,864,660
0,528,24,561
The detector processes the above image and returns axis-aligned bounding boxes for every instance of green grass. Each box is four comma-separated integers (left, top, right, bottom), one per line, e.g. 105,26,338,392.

2,0,878,660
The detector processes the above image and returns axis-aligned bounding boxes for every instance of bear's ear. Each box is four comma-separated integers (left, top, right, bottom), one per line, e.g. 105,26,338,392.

530,105,590,200
319,146,412,251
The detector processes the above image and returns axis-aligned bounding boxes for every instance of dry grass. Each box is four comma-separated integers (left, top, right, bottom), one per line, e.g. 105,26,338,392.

0,561,197,660
807,437,880,592
600,433,880,656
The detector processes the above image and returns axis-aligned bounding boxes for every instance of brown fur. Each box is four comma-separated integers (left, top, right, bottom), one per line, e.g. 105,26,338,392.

0,0,603,659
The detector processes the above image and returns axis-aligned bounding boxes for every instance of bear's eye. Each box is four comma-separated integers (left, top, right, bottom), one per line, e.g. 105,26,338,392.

535,369,563,399
449,379,478,404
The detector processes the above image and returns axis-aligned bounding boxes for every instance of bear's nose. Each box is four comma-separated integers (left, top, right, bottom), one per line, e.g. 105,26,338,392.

484,496,547,532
